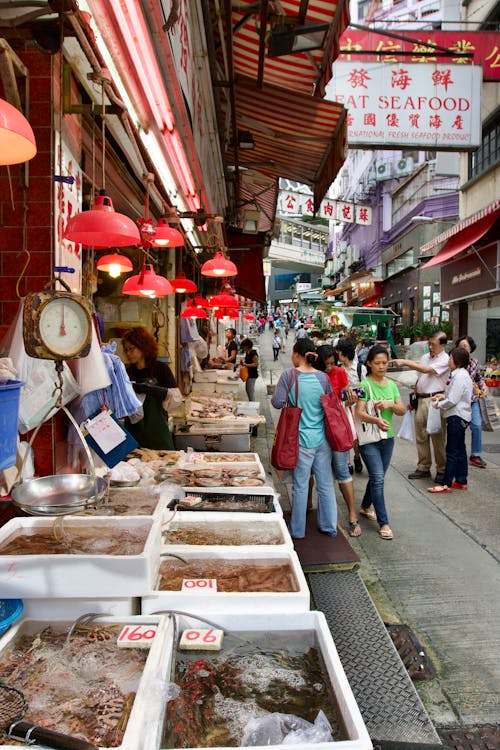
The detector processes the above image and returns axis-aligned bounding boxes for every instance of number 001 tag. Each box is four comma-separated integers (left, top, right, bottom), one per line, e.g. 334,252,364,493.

179,628,224,651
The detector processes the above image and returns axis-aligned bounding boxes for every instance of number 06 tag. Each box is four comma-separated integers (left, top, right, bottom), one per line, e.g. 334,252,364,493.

179,628,224,651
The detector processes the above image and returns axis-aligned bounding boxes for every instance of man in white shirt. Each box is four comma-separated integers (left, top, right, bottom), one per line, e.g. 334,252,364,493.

392,332,450,483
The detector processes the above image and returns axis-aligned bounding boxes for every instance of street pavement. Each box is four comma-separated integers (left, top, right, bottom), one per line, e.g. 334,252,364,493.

246,326,500,731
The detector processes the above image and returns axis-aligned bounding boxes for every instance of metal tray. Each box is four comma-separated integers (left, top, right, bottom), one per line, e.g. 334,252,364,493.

11,474,108,516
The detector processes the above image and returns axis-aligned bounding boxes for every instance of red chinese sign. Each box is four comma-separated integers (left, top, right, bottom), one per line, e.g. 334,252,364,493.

339,30,500,82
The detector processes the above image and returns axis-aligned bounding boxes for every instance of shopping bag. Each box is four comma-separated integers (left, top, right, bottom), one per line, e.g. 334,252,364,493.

239,365,249,382
397,410,415,442
426,403,442,435
321,391,354,452
356,381,388,445
271,371,302,471
479,395,500,431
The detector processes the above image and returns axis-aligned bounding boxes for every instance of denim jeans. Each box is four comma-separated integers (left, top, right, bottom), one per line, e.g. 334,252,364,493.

331,450,352,484
245,377,256,401
291,441,337,538
470,400,482,456
359,437,394,527
443,415,468,486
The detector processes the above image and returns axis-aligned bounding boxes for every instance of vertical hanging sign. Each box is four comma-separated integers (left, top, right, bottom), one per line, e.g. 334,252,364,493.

54,131,83,293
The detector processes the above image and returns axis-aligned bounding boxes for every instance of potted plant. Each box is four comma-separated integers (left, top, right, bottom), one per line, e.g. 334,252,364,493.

399,326,414,347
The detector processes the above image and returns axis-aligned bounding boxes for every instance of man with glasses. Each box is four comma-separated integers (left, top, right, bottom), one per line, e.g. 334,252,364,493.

393,332,450,483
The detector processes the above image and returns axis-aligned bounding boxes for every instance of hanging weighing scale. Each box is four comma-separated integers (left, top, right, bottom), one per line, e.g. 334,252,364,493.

11,274,108,515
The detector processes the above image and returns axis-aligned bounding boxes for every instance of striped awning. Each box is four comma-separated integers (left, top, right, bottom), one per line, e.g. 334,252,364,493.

229,77,347,213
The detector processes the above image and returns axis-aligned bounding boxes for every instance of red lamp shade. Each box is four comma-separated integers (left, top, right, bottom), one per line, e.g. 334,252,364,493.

215,307,239,320
170,271,197,293
209,291,238,309
201,250,237,277
122,263,173,297
65,191,141,248
194,296,209,308
96,252,133,278
181,299,208,319
0,98,37,165
151,218,184,248
244,313,256,320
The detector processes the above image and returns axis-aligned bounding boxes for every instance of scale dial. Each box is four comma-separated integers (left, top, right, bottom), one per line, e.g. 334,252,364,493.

24,291,92,360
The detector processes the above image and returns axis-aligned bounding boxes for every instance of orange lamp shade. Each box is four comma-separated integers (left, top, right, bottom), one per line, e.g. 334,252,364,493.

65,192,141,248
0,98,37,165
151,218,185,247
122,263,173,297
170,272,197,293
96,253,133,278
201,250,237,277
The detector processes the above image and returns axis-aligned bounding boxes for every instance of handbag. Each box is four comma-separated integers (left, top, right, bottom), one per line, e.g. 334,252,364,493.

356,380,388,446
239,365,249,382
426,402,442,435
479,395,500,431
321,390,354,453
397,409,415,442
271,371,302,471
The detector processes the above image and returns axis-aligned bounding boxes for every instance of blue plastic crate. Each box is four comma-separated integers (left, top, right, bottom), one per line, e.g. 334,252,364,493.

0,380,24,471
0,599,23,635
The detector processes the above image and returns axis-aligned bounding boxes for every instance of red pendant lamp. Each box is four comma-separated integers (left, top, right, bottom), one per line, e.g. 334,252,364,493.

152,217,184,248
122,263,173,297
215,306,239,320
181,299,208,319
201,250,237,277
209,291,238,309
96,252,133,278
244,312,256,321
194,296,209,308
65,190,141,248
170,271,197,294
0,98,37,165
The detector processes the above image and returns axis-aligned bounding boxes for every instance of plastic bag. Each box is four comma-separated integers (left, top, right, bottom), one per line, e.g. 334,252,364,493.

162,387,183,412
426,403,442,435
240,711,333,747
397,410,415,442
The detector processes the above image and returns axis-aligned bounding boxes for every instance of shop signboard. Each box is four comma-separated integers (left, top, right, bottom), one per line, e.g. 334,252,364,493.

278,191,372,224
440,243,499,303
326,62,482,151
54,132,83,294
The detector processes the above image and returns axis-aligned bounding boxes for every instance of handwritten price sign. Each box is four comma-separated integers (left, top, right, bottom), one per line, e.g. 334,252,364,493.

116,624,158,648
181,578,217,592
179,628,224,651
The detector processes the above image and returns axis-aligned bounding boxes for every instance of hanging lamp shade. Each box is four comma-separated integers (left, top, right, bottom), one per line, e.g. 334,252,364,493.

194,296,209,308
96,252,133,278
122,263,173,297
65,190,141,248
181,299,208,319
210,291,238,309
244,313,256,321
201,250,237,277
170,271,197,293
215,307,239,320
0,98,37,165
151,218,184,248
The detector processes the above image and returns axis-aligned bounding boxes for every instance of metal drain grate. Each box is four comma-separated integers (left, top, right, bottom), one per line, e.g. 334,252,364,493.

437,725,500,750
385,624,436,681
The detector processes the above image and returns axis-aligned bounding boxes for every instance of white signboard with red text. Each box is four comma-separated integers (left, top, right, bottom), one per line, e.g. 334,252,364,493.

326,62,482,150
278,191,372,224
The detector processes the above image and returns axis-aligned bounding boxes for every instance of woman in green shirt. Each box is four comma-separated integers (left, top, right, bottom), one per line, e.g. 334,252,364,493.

356,345,405,540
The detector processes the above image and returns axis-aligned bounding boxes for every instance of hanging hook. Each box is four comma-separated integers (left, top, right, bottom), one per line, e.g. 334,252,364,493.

15,249,31,299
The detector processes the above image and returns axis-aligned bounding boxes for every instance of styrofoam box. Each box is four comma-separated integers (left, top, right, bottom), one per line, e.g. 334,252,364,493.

22,597,141,619
236,400,260,416
193,369,236,383
214,381,241,396
141,611,371,750
0,516,161,598
161,511,293,551
191,381,216,395
168,485,283,517
0,614,173,750
177,451,265,479
81,486,166,519
141,547,309,615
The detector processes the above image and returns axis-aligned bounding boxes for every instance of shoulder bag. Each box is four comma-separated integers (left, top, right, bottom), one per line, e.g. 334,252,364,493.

271,370,302,470
239,364,249,382
356,380,388,445
321,388,354,453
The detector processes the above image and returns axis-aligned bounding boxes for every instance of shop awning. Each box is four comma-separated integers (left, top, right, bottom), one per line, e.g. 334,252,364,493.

226,231,267,304
421,202,500,267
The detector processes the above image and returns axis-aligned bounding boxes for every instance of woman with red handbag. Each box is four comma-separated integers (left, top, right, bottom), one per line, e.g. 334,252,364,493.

271,339,338,540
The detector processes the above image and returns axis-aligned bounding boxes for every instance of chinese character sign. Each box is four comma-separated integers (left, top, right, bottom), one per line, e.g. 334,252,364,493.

54,131,82,293
326,62,482,150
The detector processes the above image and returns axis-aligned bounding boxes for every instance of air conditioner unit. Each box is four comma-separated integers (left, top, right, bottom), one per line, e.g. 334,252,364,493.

376,163,393,181
395,157,414,176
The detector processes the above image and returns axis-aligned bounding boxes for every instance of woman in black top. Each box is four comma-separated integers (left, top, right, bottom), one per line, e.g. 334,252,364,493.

239,338,259,401
122,327,178,450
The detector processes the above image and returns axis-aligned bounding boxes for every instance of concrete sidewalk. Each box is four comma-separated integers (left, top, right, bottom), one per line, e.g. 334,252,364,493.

251,327,500,730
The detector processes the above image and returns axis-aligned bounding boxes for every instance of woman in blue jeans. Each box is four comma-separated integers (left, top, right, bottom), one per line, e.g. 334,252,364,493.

356,345,405,540
271,339,338,539
455,335,488,469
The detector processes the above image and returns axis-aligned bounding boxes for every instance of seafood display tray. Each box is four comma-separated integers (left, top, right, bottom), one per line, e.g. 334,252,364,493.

161,511,293,550
0,516,161,598
167,487,281,514
81,486,166,518
193,369,239,383
0,615,173,750
141,548,309,615
177,451,261,466
142,611,371,750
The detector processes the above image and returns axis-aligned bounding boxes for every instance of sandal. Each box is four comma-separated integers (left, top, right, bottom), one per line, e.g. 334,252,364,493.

359,507,377,521
378,526,394,540
348,521,362,537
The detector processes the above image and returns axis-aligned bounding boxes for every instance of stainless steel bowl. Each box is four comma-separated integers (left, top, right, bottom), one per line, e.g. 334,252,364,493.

11,474,108,515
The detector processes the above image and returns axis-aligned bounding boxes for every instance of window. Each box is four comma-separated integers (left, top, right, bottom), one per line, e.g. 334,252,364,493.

468,111,500,179
386,249,415,277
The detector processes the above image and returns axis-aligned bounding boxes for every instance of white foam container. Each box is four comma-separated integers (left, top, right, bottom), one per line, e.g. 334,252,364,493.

191,381,216,395
161,511,293,551
22,597,141,618
166,485,283,517
214,381,241,396
82,486,165,518
0,614,174,750
178,451,262,466
0,516,161,598
141,547,309,615
141,610,372,750
235,400,260,416
193,369,237,383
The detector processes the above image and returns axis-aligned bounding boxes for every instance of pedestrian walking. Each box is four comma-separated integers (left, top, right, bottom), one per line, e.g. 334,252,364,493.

392,331,450,483
271,339,338,540
238,337,259,402
427,346,473,493
356,345,405,540
272,332,282,361
455,335,488,469
336,337,367,474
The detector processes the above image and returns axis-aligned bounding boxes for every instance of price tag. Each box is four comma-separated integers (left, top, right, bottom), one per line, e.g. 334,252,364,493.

116,624,158,648
179,628,224,651
181,578,217,592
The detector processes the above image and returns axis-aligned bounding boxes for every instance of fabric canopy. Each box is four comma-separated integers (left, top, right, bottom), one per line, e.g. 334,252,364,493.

423,206,500,268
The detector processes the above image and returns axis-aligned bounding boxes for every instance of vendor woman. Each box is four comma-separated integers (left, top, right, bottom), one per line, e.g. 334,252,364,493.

122,327,178,450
